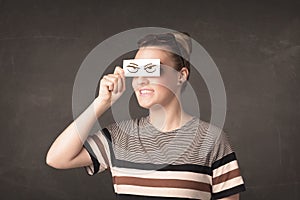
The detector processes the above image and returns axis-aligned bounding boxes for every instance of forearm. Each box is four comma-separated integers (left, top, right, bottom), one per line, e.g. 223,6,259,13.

219,193,239,200
46,97,110,168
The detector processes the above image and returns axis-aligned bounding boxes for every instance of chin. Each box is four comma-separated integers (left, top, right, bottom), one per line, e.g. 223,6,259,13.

138,104,151,109
135,93,156,109
136,99,155,109
137,98,169,110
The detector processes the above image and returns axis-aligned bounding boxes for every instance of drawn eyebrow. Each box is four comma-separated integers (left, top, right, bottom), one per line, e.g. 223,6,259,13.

129,62,139,66
144,63,157,68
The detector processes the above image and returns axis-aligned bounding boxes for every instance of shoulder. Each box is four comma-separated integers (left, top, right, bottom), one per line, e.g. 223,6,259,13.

194,118,225,140
103,117,145,140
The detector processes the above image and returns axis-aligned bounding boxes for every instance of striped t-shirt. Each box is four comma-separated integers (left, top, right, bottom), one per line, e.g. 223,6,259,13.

83,116,246,199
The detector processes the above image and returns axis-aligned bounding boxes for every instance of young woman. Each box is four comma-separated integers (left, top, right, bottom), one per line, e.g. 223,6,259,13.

46,32,246,200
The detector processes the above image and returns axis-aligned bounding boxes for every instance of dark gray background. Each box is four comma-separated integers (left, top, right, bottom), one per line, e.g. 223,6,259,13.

0,0,299,199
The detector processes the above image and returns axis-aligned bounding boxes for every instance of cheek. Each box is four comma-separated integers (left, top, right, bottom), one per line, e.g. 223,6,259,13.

131,78,139,90
131,78,135,89
151,76,178,92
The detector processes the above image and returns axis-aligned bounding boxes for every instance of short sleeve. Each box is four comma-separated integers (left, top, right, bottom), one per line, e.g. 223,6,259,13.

210,130,246,199
83,128,112,176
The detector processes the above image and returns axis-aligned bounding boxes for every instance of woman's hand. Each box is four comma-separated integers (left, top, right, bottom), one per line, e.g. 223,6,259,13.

46,66,125,170
96,66,126,106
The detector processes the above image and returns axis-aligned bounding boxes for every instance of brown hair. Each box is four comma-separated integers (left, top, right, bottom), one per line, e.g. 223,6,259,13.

137,32,192,89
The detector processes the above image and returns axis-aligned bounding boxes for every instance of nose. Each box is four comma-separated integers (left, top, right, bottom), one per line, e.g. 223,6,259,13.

136,76,149,85
132,76,149,89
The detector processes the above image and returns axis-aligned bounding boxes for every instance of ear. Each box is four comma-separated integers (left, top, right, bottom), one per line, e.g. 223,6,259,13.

177,67,189,84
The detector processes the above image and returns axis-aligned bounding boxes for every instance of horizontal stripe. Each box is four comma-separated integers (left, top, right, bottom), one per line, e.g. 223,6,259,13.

212,184,246,199
83,143,100,175
212,152,236,170
213,168,241,185
83,141,97,159
114,184,211,199
212,176,244,193
102,128,112,142
112,166,212,184
116,193,201,200
91,134,110,167
84,165,93,176
113,176,211,192
102,127,117,165
213,160,238,178
113,159,212,175
88,137,107,169
98,130,112,154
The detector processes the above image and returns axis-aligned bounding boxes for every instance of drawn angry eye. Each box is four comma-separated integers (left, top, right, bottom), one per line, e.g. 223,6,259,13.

144,63,158,73
126,63,140,73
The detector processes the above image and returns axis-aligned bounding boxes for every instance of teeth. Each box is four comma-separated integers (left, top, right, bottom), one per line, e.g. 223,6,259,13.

140,90,153,94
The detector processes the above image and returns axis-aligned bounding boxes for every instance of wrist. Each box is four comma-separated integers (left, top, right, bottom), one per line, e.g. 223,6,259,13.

93,97,111,117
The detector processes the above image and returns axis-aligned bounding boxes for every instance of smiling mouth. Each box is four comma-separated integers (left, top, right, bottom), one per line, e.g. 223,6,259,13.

139,89,154,95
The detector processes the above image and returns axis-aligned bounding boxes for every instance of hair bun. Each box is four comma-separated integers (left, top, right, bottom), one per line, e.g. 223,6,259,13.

172,31,192,59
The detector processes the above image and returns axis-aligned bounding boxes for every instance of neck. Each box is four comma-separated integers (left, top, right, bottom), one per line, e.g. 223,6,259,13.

148,95,192,132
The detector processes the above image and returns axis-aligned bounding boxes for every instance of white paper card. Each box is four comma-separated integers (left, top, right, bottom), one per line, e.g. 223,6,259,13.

123,59,160,77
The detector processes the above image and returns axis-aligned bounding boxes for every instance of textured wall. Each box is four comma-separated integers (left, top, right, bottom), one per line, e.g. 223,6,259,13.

0,0,299,199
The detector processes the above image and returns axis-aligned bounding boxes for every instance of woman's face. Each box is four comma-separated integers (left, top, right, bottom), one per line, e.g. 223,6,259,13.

132,47,180,109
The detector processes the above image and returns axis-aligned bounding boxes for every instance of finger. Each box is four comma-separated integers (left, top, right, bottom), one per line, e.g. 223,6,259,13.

109,73,124,93
114,66,125,92
105,75,119,93
102,76,114,92
99,79,112,99
117,74,123,92
114,66,125,76
119,72,126,92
